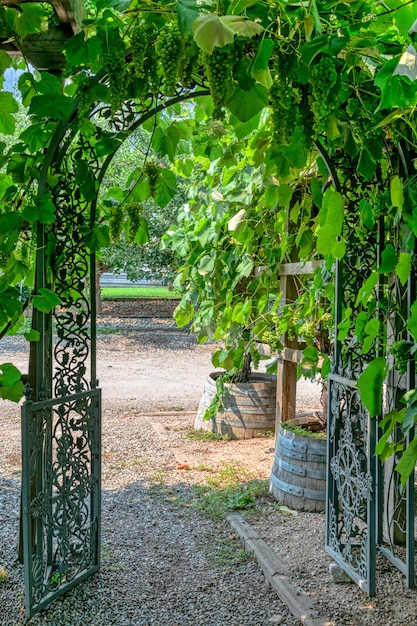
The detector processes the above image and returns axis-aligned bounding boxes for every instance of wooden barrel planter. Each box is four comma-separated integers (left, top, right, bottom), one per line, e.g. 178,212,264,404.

270,422,327,512
194,372,276,439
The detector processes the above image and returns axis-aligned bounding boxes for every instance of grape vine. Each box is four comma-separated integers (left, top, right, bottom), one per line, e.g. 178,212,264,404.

130,24,149,80
155,23,186,96
103,46,127,111
143,161,160,198
125,201,143,242
309,55,338,136
200,45,235,120
269,50,302,145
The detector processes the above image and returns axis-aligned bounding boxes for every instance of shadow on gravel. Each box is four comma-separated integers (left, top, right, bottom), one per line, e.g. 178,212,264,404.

0,476,289,626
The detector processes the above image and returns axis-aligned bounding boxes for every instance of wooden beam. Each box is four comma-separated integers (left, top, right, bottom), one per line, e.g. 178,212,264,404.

278,260,323,276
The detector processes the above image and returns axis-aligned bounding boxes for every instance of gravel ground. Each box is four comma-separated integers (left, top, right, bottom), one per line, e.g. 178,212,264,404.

1,300,417,625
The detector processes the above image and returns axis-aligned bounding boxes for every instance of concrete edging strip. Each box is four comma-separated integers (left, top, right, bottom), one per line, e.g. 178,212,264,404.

226,512,330,626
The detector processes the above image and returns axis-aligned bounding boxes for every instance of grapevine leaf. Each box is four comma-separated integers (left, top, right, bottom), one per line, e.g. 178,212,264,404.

32,288,61,313
402,402,417,435
0,378,24,403
22,197,56,225
354,272,378,307
19,123,54,153
407,299,417,341
396,437,417,488
357,147,377,181
133,217,149,245
192,14,236,53
176,0,204,35
24,329,40,342
0,362,22,388
356,357,388,418
0,92,18,135
396,252,411,286
362,318,380,355
390,175,403,210
250,38,274,88
96,0,132,10
84,224,110,251
29,94,74,121
378,243,396,274
0,50,11,78
11,4,48,38
62,33,102,68
174,301,194,327
155,169,177,208
220,16,263,38
226,83,268,122
0,174,13,201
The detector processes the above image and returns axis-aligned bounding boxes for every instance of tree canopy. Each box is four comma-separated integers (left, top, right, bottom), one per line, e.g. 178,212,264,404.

1,0,417,477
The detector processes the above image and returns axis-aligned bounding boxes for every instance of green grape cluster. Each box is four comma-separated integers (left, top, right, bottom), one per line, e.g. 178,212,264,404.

125,201,143,242
200,46,235,120
76,73,90,122
144,161,160,198
103,47,127,110
259,329,283,353
309,55,338,136
131,25,149,80
109,204,124,241
270,51,302,145
155,24,186,96
390,340,415,375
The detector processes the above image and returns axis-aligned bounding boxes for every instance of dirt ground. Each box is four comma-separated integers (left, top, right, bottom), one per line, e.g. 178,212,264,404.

1,300,417,625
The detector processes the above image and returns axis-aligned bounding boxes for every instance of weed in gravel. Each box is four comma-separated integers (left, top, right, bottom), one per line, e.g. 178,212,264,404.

149,470,168,484
192,467,269,519
204,535,251,567
255,430,275,438
186,429,230,442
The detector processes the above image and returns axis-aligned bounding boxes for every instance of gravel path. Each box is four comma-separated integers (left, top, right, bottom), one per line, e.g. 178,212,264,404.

1,300,416,625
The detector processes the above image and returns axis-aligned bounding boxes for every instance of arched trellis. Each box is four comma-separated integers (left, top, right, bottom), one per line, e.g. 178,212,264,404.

20,79,209,617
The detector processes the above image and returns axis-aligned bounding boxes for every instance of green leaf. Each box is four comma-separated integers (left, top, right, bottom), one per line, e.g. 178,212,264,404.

174,301,194,327
24,329,40,342
407,299,417,341
29,94,74,121
362,318,380,355
378,243,396,274
22,197,56,224
226,83,268,122
354,272,378,307
251,38,274,88
32,288,61,313
192,14,236,53
220,15,263,38
155,169,177,208
390,175,403,211
176,0,202,35
19,122,54,153
356,357,388,418
0,362,23,402
396,437,417,488
84,224,110,251
0,91,18,135
133,217,149,245
0,173,13,201
75,160,97,202
62,32,102,68
396,252,411,286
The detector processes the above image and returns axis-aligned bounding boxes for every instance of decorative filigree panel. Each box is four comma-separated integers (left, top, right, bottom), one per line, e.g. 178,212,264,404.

326,376,376,595
21,389,101,618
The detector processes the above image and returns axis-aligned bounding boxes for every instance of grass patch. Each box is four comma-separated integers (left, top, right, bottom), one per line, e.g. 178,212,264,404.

101,286,180,299
186,429,230,442
205,536,251,567
281,422,326,439
191,461,269,519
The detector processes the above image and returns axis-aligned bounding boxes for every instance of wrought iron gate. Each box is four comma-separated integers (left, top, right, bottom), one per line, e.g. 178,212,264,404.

21,389,101,616
326,197,416,594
